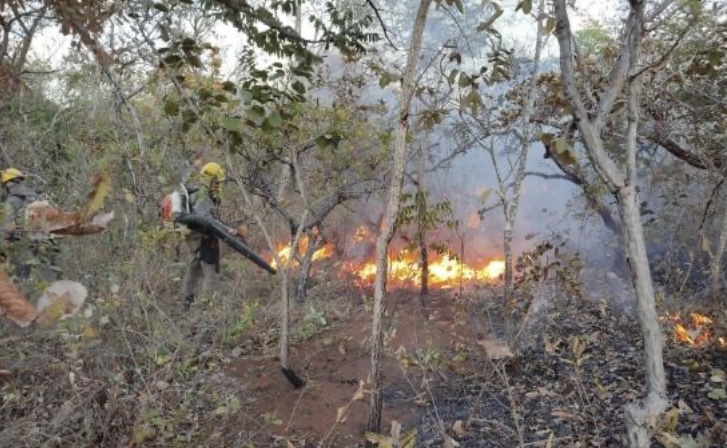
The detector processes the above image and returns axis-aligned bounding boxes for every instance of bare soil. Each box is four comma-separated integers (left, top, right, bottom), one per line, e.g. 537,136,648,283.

220,288,490,447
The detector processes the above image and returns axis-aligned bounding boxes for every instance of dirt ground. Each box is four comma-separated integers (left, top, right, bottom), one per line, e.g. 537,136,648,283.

221,288,492,447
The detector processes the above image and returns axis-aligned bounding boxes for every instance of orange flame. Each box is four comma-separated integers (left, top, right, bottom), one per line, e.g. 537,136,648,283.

352,249,505,288
268,225,507,289
659,312,725,348
270,236,334,269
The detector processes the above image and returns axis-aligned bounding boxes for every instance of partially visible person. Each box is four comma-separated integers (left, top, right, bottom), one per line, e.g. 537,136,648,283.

0,168,61,293
165,162,239,310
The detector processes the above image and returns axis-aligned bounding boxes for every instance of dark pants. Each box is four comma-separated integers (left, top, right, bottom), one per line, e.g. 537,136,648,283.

181,232,220,307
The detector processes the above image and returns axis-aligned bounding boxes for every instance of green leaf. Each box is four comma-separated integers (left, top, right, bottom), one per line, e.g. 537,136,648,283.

221,117,243,132
268,110,283,128
185,54,203,68
163,99,179,117
379,72,395,88
153,3,169,12
162,54,182,66
448,69,460,86
292,80,306,94
158,24,170,42
451,0,464,14
133,424,156,443
551,137,578,166
707,388,727,400
517,0,533,14
478,3,503,30
545,17,557,35
247,105,265,123
221,81,237,93
458,73,471,88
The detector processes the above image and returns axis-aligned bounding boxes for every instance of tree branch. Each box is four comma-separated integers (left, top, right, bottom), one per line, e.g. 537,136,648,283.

364,0,398,50
524,171,579,183
553,0,626,190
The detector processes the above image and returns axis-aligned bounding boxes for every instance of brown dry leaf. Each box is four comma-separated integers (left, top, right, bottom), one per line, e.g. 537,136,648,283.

452,419,467,437
51,211,114,236
477,338,513,360
551,409,584,422
352,380,366,401
537,387,560,398
24,201,81,235
544,337,561,355
0,267,38,327
545,432,555,448
443,435,461,448
335,406,347,423
36,281,87,322
677,399,694,414
81,170,111,220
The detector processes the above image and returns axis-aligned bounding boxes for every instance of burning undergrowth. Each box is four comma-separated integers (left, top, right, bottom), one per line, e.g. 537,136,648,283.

268,225,507,290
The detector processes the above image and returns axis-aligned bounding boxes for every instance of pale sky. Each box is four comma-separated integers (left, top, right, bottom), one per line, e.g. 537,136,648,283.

28,1,618,80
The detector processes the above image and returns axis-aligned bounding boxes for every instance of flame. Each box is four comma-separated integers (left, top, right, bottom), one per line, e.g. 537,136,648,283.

353,226,369,243
267,225,507,289
659,312,725,348
351,249,506,288
270,236,334,269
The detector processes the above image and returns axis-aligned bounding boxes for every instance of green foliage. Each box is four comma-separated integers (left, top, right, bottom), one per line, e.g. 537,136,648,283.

229,300,261,338
396,192,457,233
574,20,616,57
301,305,328,339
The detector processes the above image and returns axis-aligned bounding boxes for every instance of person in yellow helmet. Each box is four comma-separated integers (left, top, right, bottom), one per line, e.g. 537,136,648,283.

175,162,237,310
0,167,61,292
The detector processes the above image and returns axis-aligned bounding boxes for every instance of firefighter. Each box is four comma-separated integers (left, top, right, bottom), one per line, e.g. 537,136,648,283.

176,162,235,310
0,168,61,293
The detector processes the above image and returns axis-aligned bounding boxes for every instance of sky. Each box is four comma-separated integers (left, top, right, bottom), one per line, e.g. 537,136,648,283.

27,1,618,76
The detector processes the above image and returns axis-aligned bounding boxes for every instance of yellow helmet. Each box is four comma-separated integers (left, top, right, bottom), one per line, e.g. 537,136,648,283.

200,162,225,181
1,168,24,185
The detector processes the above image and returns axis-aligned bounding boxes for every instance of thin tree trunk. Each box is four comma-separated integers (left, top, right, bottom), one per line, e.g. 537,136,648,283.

504,0,546,344
367,0,432,441
618,187,668,446
621,8,668,445
296,230,321,302
552,0,667,444
417,142,428,298
710,197,727,297
228,155,305,388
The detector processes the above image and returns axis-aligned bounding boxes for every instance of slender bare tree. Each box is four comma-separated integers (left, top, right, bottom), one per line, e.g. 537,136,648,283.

366,0,433,440
552,0,668,445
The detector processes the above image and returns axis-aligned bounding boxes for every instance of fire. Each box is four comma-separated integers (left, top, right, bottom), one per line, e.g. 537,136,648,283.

270,236,334,269
352,249,506,288
267,225,507,289
659,312,726,348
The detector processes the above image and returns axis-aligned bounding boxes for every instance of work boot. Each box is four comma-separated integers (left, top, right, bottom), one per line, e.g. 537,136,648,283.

183,294,195,311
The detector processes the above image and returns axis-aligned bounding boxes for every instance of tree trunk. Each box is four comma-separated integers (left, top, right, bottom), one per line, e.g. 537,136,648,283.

618,186,668,446
710,197,727,297
504,0,546,341
295,231,321,302
228,161,305,388
551,0,668,444
417,142,428,298
367,0,432,441
418,192,429,298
